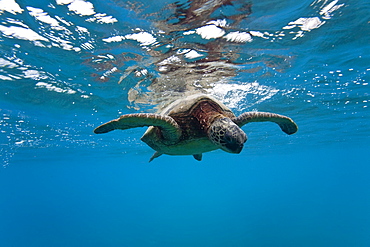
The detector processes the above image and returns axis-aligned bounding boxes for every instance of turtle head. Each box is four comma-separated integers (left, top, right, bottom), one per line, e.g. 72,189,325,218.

208,117,247,154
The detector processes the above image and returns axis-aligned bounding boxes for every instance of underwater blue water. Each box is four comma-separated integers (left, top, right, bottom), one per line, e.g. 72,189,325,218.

1,0,370,246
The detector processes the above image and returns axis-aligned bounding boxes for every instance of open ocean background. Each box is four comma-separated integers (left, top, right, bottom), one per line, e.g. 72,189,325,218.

1,0,369,246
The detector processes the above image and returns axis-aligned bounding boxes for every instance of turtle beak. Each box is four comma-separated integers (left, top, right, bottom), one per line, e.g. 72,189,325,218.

225,142,244,154
223,130,247,154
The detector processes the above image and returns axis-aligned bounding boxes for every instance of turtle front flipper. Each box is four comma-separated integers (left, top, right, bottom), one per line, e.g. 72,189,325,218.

232,112,298,135
94,113,182,143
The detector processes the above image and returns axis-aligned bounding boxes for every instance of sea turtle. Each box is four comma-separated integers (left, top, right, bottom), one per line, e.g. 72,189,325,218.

94,94,298,162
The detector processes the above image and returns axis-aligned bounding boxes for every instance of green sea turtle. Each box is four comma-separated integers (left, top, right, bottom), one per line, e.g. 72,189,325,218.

94,94,298,162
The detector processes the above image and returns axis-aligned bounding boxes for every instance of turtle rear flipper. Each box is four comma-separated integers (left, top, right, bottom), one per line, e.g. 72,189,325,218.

94,113,182,143
193,154,202,161
232,112,298,135
149,151,162,162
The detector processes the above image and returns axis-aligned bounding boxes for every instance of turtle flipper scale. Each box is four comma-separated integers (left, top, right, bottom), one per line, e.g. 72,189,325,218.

232,112,298,135
94,113,182,143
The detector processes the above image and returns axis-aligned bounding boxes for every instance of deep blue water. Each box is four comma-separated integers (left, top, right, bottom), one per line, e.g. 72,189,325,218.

1,0,369,246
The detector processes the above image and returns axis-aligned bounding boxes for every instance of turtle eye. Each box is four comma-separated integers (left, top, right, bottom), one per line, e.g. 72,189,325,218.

224,132,233,143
